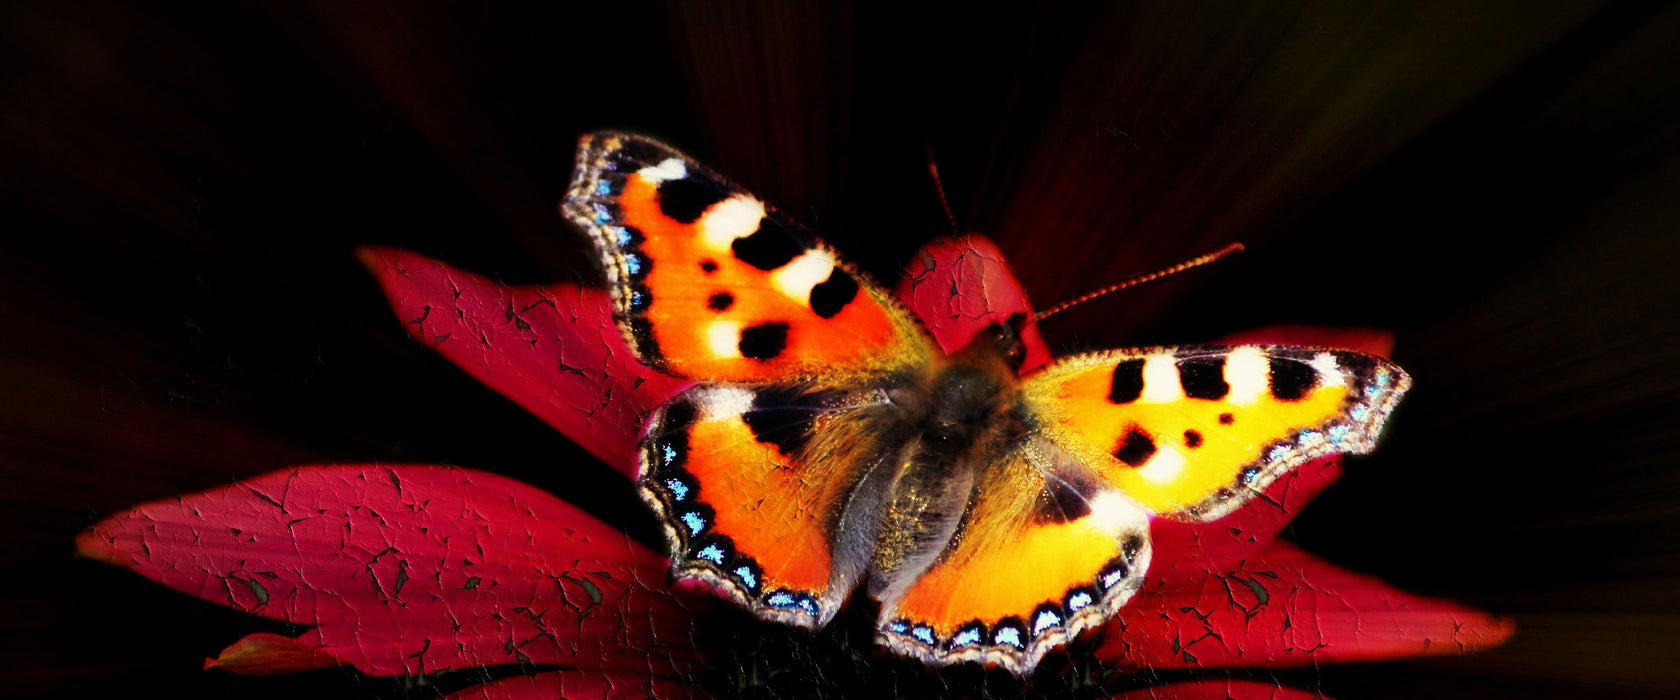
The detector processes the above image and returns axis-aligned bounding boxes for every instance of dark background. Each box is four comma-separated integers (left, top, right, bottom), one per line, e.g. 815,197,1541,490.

3,1,1678,698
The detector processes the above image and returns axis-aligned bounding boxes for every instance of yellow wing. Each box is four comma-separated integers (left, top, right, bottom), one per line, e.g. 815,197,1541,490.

1022,345,1409,520
875,438,1151,675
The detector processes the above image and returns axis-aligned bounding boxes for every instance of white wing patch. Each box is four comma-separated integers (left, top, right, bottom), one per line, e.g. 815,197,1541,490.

774,250,837,301
1310,351,1347,388
1135,443,1188,483
707,321,742,358
698,196,766,251
1140,353,1184,403
637,157,687,184
1224,346,1270,406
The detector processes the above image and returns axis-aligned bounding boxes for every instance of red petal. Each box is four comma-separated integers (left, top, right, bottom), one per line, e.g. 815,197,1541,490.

358,246,690,477
1108,679,1329,700
202,632,340,675
443,671,710,700
1215,325,1396,359
1149,456,1342,586
895,234,1052,373
76,464,707,677
1099,541,1514,671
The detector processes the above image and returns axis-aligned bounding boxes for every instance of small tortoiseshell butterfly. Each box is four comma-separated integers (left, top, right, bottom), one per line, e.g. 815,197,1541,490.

561,132,1410,675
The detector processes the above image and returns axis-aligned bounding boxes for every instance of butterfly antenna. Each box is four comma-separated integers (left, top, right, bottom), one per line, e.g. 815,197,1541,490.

926,146,961,236
1034,242,1246,321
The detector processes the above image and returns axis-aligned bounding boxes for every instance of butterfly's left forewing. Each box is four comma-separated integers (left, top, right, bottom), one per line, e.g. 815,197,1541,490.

564,132,929,383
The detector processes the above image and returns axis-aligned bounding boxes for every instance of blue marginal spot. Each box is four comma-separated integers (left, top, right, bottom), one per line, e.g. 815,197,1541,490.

612,226,632,246
733,566,757,590
660,443,677,468
680,512,706,535
1102,568,1128,589
631,290,647,310
1366,371,1390,397
1328,424,1350,444
596,180,611,196
1268,445,1290,462
911,626,936,645
594,205,611,225
994,627,1023,648
888,621,908,634
665,477,689,500
625,254,641,276
952,627,982,647
797,597,819,616
695,544,725,564
1068,591,1093,611
767,591,795,608
1300,430,1323,446
1351,405,1370,423
1033,610,1062,634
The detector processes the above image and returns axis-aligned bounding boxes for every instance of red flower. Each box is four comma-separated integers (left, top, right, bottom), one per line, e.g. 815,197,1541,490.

77,236,1511,698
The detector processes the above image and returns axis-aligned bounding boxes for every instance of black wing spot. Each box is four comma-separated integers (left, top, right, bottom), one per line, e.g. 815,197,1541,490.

657,177,727,224
739,322,790,361
610,138,667,170
1123,535,1144,562
1035,474,1098,523
741,386,844,457
1108,358,1146,404
707,293,734,311
1184,430,1203,448
731,216,808,271
808,269,859,319
1269,359,1319,401
1114,427,1157,467
700,260,718,273
650,400,698,472
1219,413,1234,424
628,316,662,364
1178,355,1229,400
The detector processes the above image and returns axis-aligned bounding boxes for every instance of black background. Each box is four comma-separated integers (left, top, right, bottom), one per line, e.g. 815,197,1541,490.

3,1,1678,698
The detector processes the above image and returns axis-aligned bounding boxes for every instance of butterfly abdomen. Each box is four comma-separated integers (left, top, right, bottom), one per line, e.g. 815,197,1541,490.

867,333,1030,593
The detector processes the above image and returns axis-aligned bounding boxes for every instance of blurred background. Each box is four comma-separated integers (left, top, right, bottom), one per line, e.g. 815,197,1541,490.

2,1,1677,697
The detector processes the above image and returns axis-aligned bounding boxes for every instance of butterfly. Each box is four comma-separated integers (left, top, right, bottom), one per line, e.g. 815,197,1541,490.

560,132,1410,675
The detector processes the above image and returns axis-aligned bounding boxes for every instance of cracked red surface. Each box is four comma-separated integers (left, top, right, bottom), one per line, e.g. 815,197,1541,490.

1108,679,1329,699
357,246,690,476
1101,540,1514,672
440,670,710,700
77,465,707,679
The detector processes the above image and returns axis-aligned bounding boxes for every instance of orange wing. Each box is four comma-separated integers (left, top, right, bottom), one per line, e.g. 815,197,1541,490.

563,132,930,383
1023,345,1410,519
875,439,1152,674
640,383,902,628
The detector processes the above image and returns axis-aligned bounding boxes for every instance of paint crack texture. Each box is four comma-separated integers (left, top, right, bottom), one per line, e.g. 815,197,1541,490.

77,465,709,679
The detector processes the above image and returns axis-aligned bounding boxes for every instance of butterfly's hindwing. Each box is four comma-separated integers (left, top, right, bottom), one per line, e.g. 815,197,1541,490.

874,440,1152,674
639,382,902,627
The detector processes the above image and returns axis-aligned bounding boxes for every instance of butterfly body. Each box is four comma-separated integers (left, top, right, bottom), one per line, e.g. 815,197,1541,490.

563,132,1410,674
